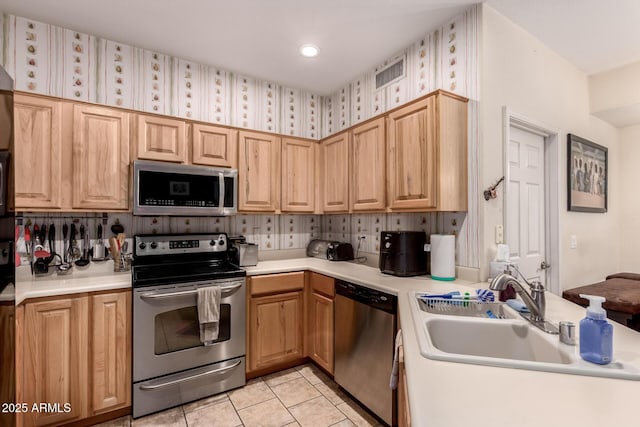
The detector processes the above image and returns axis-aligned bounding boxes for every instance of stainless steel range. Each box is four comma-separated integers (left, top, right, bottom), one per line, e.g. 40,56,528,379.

132,233,246,418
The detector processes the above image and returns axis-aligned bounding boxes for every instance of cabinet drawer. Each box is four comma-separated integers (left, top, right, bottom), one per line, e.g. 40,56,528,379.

250,272,305,296
309,272,335,298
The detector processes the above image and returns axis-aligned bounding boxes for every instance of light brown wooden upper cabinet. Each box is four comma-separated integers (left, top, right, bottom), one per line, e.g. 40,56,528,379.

14,95,64,209
192,123,238,168
351,117,386,211
73,105,130,210
238,130,281,212
281,137,317,213
387,91,468,211
135,114,187,163
320,131,350,212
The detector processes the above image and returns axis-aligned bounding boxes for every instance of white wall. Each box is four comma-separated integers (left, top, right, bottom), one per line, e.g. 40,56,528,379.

619,125,640,272
589,60,640,113
480,4,621,291
589,60,640,128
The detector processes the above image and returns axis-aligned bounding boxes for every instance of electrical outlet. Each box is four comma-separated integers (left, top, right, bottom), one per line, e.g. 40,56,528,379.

570,234,577,249
495,225,504,244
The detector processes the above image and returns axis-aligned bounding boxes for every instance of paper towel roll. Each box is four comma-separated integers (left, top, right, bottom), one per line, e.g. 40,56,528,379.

430,234,455,281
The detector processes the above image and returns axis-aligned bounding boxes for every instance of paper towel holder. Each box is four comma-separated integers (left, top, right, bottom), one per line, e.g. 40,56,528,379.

484,176,504,201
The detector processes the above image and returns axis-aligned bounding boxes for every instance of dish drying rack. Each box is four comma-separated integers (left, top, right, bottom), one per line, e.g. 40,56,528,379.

416,295,507,319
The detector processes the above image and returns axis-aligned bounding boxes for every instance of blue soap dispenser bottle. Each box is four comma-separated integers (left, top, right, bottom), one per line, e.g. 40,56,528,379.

579,294,613,365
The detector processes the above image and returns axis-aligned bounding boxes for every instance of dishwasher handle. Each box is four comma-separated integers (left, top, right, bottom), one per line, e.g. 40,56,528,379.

335,280,397,314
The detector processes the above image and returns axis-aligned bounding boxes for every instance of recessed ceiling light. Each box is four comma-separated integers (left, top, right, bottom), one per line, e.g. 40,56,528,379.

300,44,320,58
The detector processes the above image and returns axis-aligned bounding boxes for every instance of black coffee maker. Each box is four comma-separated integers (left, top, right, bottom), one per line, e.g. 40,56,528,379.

379,231,428,277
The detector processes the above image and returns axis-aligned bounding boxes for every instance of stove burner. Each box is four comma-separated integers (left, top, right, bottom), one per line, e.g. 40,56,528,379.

132,233,245,288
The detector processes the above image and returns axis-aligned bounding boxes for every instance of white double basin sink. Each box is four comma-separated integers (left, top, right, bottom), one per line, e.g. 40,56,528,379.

410,292,640,380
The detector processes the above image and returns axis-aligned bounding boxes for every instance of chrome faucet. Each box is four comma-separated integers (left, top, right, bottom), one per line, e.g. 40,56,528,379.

490,265,559,334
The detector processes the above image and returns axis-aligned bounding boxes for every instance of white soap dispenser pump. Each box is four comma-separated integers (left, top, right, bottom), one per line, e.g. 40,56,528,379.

579,294,613,365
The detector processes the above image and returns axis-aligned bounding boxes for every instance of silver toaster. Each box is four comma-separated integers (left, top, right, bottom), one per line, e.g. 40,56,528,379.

229,236,258,266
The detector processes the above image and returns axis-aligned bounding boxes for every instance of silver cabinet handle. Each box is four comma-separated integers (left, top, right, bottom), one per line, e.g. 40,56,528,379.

140,282,243,300
139,360,242,391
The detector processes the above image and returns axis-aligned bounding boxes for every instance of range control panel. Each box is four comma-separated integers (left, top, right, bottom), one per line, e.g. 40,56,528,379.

134,233,228,257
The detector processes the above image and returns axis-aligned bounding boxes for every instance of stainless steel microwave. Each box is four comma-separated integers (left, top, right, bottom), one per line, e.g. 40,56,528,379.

133,160,238,216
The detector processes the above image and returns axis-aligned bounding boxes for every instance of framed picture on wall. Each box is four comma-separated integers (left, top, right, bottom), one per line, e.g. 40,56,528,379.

567,134,607,213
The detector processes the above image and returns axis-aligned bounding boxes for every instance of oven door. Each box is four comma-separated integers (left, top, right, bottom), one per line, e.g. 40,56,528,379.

133,277,245,382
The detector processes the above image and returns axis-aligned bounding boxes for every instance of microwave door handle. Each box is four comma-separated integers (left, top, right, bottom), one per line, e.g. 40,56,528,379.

139,282,244,300
218,172,225,214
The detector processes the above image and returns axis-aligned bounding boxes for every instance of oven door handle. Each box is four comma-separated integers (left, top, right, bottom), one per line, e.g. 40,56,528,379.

139,282,244,300
138,360,242,391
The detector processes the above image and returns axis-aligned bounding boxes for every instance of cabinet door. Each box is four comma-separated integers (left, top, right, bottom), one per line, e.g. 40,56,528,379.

91,291,131,415
249,291,304,371
351,117,385,211
135,114,186,163
320,131,349,212
309,292,334,374
387,98,437,210
192,123,238,168
238,131,280,212
22,296,88,426
281,137,316,213
14,95,63,209
73,105,130,209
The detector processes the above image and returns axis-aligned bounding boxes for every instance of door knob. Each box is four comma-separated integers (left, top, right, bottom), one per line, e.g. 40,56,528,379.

539,261,550,271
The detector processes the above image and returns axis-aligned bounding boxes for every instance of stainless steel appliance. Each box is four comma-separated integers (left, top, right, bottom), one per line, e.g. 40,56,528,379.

306,239,354,261
228,236,258,267
133,160,238,216
379,231,428,277
334,280,397,426
132,233,246,418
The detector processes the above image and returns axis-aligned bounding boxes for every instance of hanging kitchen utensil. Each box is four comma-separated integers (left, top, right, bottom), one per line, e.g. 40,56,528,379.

68,223,81,262
33,223,50,259
58,222,73,274
75,224,90,267
111,219,124,235
44,223,56,264
15,225,21,267
24,224,31,259
92,223,107,261
62,223,69,263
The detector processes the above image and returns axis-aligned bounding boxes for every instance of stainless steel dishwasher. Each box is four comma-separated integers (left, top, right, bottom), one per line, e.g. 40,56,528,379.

334,280,397,426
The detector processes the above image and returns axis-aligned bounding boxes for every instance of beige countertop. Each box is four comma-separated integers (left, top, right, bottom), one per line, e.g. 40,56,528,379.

15,260,131,304
247,259,640,427
15,257,640,426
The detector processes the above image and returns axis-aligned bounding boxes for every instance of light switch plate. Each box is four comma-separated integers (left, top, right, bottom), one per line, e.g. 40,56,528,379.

570,234,578,249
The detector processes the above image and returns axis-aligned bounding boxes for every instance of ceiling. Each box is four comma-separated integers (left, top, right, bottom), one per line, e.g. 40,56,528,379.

1,0,640,94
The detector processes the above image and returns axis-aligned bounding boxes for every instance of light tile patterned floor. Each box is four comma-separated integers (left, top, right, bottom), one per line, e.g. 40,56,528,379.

96,364,383,427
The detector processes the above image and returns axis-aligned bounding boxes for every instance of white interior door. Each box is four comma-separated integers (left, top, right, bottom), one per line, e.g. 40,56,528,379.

506,126,546,285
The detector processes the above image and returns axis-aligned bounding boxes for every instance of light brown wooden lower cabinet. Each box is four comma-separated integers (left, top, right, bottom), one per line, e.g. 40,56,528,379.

91,291,131,415
17,290,131,427
307,272,335,374
247,272,306,373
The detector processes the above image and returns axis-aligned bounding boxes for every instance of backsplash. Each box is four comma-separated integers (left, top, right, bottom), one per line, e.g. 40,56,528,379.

17,212,465,264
